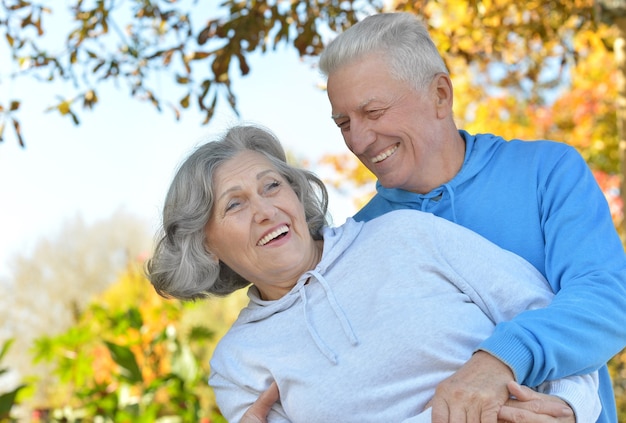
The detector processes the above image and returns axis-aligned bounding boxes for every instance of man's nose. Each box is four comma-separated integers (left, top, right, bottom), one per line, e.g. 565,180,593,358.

346,120,375,155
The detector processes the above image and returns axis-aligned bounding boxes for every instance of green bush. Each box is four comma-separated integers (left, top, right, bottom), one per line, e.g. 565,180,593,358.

0,339,28,422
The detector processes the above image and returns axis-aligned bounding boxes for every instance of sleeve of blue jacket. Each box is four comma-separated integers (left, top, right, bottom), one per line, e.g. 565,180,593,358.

478,146,626,387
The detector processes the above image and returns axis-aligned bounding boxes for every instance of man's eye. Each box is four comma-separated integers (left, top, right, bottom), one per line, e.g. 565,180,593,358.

367,109,384,118
336,121,350,131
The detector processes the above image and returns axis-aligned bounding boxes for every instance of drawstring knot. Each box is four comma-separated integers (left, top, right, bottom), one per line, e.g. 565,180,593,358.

419,184,457,222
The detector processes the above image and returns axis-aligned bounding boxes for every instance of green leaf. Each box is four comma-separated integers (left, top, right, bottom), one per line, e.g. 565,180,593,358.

125,307,143,330
0,339,14,362
31,336,56,364
0,385,26,417
188,325,214,341
104,341,143,384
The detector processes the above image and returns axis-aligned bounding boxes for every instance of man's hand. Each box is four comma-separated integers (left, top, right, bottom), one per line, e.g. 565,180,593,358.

240,382,279,423
498,381,574,423
428,351,514,423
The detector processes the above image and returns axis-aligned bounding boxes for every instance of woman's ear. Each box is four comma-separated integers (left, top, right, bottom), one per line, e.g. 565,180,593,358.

204,243,219,261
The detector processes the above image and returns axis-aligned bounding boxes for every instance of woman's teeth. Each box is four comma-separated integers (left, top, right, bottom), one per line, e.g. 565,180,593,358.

258,225,289,246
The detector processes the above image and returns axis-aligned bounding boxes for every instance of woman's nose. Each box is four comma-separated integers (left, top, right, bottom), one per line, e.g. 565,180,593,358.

252,197,277,223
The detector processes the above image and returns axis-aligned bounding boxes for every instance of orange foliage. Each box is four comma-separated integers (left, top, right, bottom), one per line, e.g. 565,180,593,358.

86,265,185,390
593,169,624,229
91,344,115,386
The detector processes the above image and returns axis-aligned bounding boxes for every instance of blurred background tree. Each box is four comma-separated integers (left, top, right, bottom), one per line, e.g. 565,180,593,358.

28,262,246,422
0,211,153,418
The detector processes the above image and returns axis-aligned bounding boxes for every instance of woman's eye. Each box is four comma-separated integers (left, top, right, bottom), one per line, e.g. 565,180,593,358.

225,200,240,212
265,180,281,192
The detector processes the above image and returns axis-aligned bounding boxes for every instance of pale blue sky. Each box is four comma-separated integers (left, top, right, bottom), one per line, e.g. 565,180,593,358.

0,46,357,279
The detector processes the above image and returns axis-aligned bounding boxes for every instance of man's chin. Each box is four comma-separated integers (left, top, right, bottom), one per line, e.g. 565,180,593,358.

377,176,402,190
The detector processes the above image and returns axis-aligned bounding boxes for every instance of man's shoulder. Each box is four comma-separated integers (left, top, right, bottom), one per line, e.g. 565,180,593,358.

472,131,568,151
492,134,574,157
473,134,581,170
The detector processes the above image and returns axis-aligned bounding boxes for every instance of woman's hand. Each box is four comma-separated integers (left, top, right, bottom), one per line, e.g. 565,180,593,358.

240,382,279,423
497,381,575,423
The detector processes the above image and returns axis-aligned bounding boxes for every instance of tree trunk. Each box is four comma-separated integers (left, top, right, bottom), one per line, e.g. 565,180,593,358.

613,17,626,238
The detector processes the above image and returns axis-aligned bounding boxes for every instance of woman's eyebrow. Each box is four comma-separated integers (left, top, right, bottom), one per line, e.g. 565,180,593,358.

216,185,240,203
216,169,277,202
256,169,276,180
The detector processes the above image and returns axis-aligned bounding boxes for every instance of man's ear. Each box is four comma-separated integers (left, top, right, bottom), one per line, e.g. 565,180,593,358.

433,73,454,118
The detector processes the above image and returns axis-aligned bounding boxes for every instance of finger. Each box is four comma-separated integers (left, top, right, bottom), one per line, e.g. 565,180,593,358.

504,400,573,419
448,405,498,423
506,382,573,418
431,393,500,423
448,406,469,423
479,406,500,423
498,405,539,423
240,382,280,423
430,397,452,423
256,381,280,410
465,393,500,423
507,381,535,401
498,405,560,423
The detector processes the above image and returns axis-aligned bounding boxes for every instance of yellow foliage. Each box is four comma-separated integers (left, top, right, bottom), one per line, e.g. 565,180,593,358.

319,152,376,210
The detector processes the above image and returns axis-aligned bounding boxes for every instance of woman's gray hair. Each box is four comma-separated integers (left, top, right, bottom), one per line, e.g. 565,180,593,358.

319,12,449,90
147,124,329,300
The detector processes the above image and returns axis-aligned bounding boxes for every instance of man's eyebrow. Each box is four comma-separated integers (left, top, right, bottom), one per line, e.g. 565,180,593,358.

331,98,377,120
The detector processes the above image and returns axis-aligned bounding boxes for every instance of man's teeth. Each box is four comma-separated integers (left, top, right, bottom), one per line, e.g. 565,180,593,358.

258,225,289,246
371,145,398,164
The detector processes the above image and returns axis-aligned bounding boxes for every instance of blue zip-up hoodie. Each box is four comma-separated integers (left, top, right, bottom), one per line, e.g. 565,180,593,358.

355,130,626,423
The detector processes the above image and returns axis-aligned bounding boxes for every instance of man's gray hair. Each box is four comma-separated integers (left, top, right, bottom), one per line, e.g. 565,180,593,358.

319,12,449,90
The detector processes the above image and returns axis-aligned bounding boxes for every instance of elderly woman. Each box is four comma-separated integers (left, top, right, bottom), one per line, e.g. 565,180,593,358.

147,125,599,423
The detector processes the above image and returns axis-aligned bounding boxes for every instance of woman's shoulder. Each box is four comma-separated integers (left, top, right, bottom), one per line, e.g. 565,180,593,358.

358,209,442,238
366,209,436,225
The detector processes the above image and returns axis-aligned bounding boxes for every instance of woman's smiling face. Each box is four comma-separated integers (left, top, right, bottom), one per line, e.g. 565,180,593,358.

205,150,320,300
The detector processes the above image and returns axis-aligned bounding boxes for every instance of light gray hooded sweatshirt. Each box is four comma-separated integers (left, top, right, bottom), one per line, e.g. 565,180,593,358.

209,210,600,423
